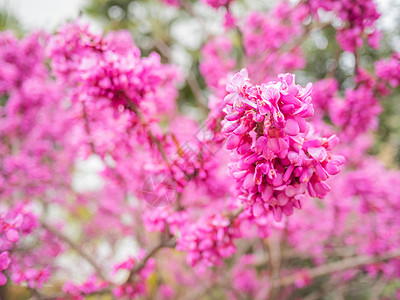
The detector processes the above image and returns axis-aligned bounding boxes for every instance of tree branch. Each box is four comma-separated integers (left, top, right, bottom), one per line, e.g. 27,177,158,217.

125,96,171,167
40,220,108,281
126,237,176,283
274,249,400,288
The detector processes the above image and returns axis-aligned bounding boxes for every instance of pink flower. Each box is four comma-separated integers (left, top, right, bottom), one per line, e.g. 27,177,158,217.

223,70,344,221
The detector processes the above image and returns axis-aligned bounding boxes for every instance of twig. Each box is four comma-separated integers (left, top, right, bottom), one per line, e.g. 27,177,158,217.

40,220,108,281
81,101,97,154
125,96,171,167
152,38,208,112
126,237,176,283
186,70,209,111
274,249,400,288
178,0,211,36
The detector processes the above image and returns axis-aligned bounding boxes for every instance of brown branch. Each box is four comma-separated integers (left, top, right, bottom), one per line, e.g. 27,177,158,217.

126,237,176,283
152,38,208,112
125,97,171,167
40,220,108,281
274,249,400,288
81,101,97,154
186,70,209,112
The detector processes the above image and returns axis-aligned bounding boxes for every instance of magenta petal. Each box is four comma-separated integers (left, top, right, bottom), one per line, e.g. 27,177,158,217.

272,206,283,222
222,120,240,133
226,134,242,150
282,93,302,107
224,92,236,105
294,199,302,209
237,159,251,170
232,170,247,179
278,138,289,151
237,142,251,154
308,147,327,162
254,165,263,185
243,173,255,189
325,161,340,175
282,201,294,216
261,185,274,200
233,123,249,135
315,163,328,181
285,185,296,197
253,202,265,218
262,86,280,102
267,138,280,153
325,134,339,150
258,102,270,115
254,136,267,154
6,229,19,243
277,193,289,206
296,117,308,133
283,164,295,182
284,118,300,136
244,153,259,164
225,111,242,121
231,73,245,88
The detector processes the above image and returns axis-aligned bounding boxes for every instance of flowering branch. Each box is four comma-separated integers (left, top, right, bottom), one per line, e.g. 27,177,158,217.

126,237,176,283
274,249,400,288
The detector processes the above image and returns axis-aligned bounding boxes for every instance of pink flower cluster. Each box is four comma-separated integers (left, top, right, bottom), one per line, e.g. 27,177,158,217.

307,0,380,52
376,52,400,88
242,6,306,83
48,23,180,115
311,78,338,116
330,86,381,141
143,206,188,234
112,253,155,298
63,275,108,300
287,158,400,281
0,204,39,286
200,37,235,90
177,213,238,270
223,69,344,221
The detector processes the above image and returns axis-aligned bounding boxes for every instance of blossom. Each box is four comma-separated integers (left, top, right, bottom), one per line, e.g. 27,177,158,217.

223,70,344,221
177,213,239,270
376,53,400,88
112,252,155,299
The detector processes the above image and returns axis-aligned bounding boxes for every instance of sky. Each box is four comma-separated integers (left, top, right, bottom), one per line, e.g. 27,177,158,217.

0,0,88,31
0,0,398,33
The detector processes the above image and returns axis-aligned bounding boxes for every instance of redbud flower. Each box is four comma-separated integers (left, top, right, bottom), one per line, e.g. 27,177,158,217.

223,69,344,221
